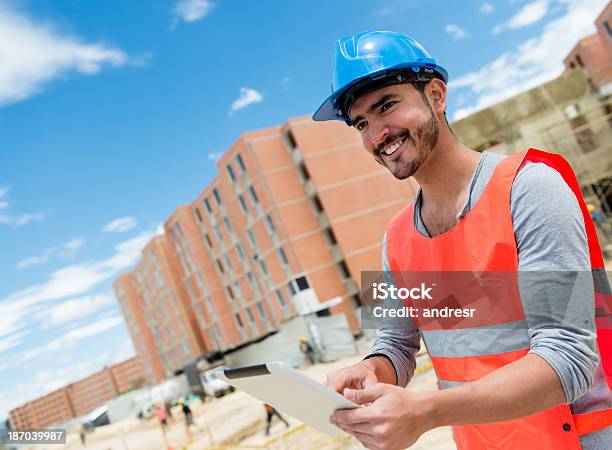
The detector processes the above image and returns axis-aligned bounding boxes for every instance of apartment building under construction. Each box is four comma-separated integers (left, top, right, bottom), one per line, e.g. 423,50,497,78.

9,357,143,430
114,119,417,384
116,1,612,385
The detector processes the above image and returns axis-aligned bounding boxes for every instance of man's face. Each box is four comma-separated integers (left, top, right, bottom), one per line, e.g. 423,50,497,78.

348,83,439,180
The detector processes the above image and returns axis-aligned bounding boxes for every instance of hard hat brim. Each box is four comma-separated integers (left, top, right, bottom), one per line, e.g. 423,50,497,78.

313,95,341,123
312,63,448,124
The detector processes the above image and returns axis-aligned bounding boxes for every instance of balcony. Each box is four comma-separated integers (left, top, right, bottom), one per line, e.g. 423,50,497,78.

304,178,317,197
343,278,359,296
329,243,344,262
290,147,303,165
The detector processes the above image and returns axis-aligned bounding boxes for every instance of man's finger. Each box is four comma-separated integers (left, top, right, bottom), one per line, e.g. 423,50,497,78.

323,374,330,387
363,373,378,389
336,421,378,435
343,384,385,405
350,431,380,450
324,374,344,393
332,406,374,425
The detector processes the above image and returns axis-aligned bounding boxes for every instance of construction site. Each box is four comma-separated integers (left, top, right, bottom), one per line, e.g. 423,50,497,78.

5,3,612,450
23,343,454,450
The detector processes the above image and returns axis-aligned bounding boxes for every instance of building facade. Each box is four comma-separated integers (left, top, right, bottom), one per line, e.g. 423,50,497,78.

8,357,143,430
114,272,166,384
451,68,612,241
564,1,612,95
115,2,612,387
114,119,417,384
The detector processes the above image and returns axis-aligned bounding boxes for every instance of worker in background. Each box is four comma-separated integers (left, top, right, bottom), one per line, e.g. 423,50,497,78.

588,202,610,248
164,399,173,422
179,397,194,438
314,31,612,449
78,423,86,446
299,335,315,364
263,403,289,436
154,403,168,434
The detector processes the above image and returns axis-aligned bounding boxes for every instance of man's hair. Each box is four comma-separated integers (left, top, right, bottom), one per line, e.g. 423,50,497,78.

344,72,451,127
410,80,450,126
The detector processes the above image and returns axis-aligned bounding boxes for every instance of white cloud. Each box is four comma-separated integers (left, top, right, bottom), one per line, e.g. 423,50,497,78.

444,24,469,41
172,0,215,27
450,0,606,120
375,1,419,17
4,315,125,376
17,248,55,269
63,237,85,251
0,211,46,228
228,87,263,116
0,4,128,107
0,329,28,353
480,2,494,14
0,186,9,209
281,77,291,90
45,293,115,328
130,52,153,67
103,216,137,233
207,152,222,161
17,237,86,269
14,212,45,226
494,0,550,34
0,226,160,341
44,315,124,352
0,186,46,227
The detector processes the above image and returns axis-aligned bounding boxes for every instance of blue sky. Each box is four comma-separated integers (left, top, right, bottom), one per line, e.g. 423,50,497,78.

0,0,607,420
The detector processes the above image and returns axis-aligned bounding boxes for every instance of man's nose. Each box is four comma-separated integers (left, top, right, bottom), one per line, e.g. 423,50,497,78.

370,124,389,148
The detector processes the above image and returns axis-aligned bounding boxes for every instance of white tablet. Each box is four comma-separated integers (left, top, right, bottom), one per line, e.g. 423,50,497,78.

217,361,359,435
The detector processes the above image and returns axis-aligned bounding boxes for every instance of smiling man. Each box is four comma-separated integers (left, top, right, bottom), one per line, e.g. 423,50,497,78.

313,31,612,450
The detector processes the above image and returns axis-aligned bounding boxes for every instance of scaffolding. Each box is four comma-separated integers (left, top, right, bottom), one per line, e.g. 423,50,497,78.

539,95,612,249
452,70,612,250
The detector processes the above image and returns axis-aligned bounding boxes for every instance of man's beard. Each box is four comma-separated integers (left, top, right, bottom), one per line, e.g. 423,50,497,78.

375,112,439,180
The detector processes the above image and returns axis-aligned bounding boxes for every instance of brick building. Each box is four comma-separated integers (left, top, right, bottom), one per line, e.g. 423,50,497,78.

564,1,612,94
67,369,118,418
115,235,206,383
110,353,148,394
8,357,143,430
114,118,417,384
9,388,73,431
115,273,166,384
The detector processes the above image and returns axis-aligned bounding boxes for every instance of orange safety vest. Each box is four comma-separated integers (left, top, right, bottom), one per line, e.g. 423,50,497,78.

386,149,612,449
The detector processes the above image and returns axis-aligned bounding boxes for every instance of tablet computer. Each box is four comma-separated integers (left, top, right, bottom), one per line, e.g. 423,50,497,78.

218,361,359,435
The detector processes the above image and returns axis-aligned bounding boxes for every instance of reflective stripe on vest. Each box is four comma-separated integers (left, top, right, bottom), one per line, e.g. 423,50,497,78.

386,148,612,449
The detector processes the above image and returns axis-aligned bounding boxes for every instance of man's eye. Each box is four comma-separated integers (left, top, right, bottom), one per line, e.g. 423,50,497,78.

355,121,367,132
380,101,396,113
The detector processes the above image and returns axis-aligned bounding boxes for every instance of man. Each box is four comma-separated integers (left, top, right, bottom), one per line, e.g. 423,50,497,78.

154,403,168,433
78,423,86,446
313,31,611,449
263,403,290,436
299,335,315,364
179,397,194,429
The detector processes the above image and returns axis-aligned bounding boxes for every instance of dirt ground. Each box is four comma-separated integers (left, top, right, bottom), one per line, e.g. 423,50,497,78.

27,348,455,450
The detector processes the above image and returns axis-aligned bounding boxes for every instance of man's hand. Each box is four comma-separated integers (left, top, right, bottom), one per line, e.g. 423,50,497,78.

324,356,395,394
330,384,436,450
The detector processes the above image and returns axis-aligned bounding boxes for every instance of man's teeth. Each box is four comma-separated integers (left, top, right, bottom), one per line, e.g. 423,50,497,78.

383,138,405,155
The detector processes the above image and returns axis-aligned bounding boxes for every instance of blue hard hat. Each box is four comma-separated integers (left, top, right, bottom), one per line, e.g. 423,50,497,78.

313,31,448,125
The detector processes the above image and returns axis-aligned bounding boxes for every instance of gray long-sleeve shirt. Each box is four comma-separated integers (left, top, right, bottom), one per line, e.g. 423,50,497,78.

368,151,612,447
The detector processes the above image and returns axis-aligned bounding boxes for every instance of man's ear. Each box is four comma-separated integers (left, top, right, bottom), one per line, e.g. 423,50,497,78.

427,79,447,116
